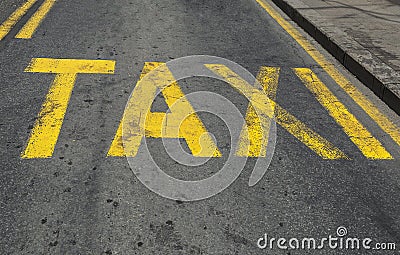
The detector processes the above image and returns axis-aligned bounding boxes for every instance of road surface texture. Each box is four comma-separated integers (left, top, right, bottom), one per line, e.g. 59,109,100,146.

0,0,400,254
268,0,400,114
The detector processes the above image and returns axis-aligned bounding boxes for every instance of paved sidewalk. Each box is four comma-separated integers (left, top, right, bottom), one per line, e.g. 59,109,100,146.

269,0,400,114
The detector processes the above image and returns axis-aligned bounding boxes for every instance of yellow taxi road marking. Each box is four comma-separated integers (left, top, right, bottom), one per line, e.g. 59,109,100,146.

22,58,115,159
25,58,115,74
236,66,280,157
0,0,37,41
108,62,158,157
295,68,392,159
15,0,57,39
22,59,392,160
206,64,348,159
255,0,400,149
108,62,221,157
22,73,76,158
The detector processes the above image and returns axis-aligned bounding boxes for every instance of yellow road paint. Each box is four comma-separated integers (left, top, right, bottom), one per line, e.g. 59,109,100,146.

108,62,221,157
206,64,348,159
22,73,76,158
25,58,115,74
255,0,400,150
236,66,280,157
15,0,56,39
295,68,392,159
0,0,37,41
22,58,115,158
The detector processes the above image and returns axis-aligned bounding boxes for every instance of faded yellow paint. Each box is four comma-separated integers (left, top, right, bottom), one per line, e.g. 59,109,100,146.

255,0,400,151
295,68,392,159
0,0,37,41
15,0,56,39
25,58,115,74
22,73,76,158
22,58,115,158
206,64,348,159
108,62,221,157
236,66,280,157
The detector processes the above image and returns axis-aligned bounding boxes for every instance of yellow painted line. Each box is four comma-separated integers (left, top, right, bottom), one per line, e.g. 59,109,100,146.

25,58,115,74
107,62,159,157
236,66,280,157
255,0,400,149
0,0,37,41
22,58,115,158
15,0,56,39
22,73,76,158
295,68,392,159
107,62,160,157
108,62,221,157
108,62,162,157
206,64,348,159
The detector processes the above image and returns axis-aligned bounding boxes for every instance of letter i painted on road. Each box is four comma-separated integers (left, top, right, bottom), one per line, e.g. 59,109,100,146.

21,58,115,158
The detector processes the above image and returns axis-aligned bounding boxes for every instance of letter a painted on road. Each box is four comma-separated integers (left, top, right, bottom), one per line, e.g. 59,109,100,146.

108,62,221,157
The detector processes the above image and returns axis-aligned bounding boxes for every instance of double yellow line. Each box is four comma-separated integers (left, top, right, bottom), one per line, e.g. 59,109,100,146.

0,0,56,41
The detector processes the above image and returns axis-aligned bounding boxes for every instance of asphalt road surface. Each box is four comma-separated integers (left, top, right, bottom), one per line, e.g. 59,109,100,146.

1,0,400,254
